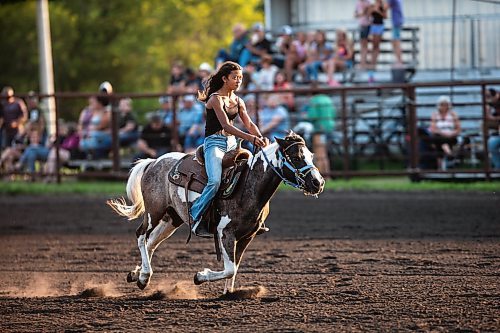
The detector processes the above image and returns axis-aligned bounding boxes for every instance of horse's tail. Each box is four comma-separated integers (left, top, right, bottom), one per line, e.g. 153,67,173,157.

106,158,155,220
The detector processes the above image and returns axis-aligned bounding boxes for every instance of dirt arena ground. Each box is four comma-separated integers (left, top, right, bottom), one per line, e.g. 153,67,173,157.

0,190,499,332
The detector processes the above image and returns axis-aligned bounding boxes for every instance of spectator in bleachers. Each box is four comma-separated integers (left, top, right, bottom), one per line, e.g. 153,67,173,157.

486,88,500,169
167,61,186,94
1,86,28,148
44,121,80,182
259,94,290,142
326,29,354,87
369,0,388,74
15,126,49,178
254,55,279,91
273,70,295,111
135,113,172,159
284,30,308,83
0,129,27,174
158,95,175,129
273,25,294,69
215,23,249,68
184,67,202,93
428,95,462,169
197,62,213,90
79,94,112,158
240,22,273,67
26,91,47,144
354,0,372,69
77,96,96,142
300,30,334,84
117,97,139,147
177,94,204,149
387,0,404,66
241,64,258,91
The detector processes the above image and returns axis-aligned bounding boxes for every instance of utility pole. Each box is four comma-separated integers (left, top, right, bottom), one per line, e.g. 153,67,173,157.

36,0,56,136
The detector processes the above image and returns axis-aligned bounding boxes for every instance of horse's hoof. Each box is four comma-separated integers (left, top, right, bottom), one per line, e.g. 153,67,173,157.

137,280,148,290
193,273,203,285
126,272,137,283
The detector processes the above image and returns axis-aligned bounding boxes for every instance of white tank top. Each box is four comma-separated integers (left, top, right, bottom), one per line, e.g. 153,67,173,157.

434,111,455,136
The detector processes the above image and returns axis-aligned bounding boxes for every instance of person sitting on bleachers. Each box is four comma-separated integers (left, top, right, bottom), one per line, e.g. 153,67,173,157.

273,70,295,111
215,23,249,68
239,22,273,68
283,30,308,83
326,29,354,87
300,30,334,84
428,95,462,170
177,95,204,150
15,126,49,179
135,113,173,160
254,55,279,91
259,94,290,142
118,98,139,147
79,95,112,159
43,121,80,182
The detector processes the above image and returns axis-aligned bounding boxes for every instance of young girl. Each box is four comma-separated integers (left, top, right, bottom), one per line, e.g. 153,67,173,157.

191,61,268,237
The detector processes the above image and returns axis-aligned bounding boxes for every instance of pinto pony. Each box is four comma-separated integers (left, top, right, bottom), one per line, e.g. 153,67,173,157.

107,132,324,294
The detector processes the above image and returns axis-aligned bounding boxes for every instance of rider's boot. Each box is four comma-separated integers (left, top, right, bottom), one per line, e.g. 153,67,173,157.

191,219,212,238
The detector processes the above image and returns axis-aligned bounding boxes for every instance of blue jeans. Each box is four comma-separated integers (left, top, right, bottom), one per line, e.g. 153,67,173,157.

306,60,324,81
19,145,50,173
190,134,237,222
488,135,500,169
79,131,112,158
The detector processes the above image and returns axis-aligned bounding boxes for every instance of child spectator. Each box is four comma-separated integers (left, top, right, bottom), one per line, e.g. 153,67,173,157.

326,29,355,87
273,25,294,69
369,0,388,72
135,113,172,159
259,94,290,141
355,0,372,69
44,121,80,182
273,70,295,111
215,23,249,68
254,55,279,90
26,91,47,144
117,98,139,147
15,127,49,178
300,30,334,84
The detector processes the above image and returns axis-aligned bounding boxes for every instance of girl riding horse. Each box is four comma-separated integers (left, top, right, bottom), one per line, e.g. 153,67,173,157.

191,61,269,237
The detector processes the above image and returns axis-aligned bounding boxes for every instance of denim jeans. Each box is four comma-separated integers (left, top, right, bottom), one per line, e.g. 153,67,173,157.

305,60,324,81
488,135,500,169
190,134,237,222
19,145,50,173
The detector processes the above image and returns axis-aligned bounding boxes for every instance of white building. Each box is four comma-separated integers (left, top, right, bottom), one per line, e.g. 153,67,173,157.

264,0,500,70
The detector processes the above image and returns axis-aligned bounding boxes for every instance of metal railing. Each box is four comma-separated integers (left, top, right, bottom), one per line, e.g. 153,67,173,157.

3,79,500,182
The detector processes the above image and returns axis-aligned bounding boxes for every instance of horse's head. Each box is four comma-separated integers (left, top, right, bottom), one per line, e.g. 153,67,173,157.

274,132,325,196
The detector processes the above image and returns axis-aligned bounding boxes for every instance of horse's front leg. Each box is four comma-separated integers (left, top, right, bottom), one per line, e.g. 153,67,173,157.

224,234,255,294
194,216,236,288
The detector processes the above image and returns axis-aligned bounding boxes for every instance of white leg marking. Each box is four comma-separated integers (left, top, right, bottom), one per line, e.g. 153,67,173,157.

196,215,236,286
146,220,178,255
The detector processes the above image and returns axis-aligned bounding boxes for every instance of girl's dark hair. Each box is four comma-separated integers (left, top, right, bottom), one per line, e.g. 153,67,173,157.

197,61,242,102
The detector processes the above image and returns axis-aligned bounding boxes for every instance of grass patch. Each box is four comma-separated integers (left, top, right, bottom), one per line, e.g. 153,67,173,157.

0,180,125,196
280,177,500,192
0,177,498,196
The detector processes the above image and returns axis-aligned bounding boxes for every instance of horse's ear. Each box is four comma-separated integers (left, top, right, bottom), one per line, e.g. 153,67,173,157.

275,137,286,147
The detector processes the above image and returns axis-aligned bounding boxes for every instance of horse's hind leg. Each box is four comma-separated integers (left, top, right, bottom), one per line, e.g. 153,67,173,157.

224,235,255,294
127,216,179,283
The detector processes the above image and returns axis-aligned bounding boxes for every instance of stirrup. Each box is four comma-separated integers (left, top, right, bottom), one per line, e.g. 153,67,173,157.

191,220,212,239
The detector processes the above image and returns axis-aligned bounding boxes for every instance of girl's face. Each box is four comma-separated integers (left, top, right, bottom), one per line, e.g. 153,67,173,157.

223,70,243,91
275,72,285,84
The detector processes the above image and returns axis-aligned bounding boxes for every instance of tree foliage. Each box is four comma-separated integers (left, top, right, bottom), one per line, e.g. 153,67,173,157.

0,0,263,93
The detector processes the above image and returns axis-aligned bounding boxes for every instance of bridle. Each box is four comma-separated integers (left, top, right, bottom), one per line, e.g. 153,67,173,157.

260,141,318,191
